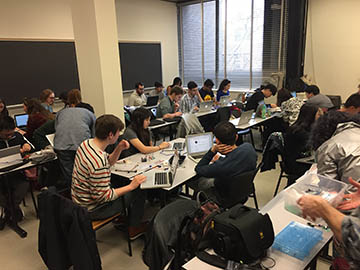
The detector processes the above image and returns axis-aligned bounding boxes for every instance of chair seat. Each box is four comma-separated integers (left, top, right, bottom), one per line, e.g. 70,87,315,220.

92,213,122,231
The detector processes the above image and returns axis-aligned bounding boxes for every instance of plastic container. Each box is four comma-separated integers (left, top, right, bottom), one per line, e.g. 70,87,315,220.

272,221,323,260
284,173,347,221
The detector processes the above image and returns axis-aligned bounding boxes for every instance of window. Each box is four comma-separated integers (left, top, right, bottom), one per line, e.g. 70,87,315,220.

178,0,288,90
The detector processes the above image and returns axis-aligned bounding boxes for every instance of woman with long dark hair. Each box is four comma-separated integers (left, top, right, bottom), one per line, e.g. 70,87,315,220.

0,98,9,119
122,107,169,157
23,98,54,141
284,104,322,184
166,77,182,96
216,79,231,102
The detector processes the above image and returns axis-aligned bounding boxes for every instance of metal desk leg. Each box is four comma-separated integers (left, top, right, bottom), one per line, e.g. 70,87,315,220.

5,176,27,238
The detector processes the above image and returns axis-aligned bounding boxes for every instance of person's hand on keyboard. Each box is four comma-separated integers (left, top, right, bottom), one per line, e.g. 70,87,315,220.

159,142,170,150
130,174,146,190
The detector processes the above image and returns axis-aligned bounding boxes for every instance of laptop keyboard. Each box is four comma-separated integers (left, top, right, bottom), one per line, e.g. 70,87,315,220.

155,172,169,185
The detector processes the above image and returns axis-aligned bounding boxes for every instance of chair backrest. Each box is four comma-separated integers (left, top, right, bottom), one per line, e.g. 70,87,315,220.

260,132,285,172
176,113,205,138
326,95,342,110
215,168,258,208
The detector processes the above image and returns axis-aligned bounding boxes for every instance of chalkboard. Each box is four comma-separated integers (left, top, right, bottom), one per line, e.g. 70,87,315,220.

0,41,80,105
0,41,163,105
119,42,162,90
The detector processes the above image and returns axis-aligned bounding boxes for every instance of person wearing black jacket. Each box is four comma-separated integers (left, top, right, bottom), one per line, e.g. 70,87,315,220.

0,116,32,226
245,84,277,111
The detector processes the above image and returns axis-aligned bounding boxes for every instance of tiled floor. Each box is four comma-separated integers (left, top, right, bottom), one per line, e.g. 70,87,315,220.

0,132,332,269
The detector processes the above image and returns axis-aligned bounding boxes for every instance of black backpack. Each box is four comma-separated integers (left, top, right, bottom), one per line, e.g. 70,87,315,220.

212,204,274,264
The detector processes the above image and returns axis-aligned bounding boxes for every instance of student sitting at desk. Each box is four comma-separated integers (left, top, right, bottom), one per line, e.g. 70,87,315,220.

149,81,165,101
156,86,183,119
278,88,304,126
189,121,257,196
245,84,277,111
40,89,55,113
166,77,182,96
311,110,360,183
22,98,54,142
128,82,147,107
122,107,170,157
199,79,215,102
304,85,333,112
71,114,147,239
284,104,321,185
339,93,360,115
216,79,231,102
0,116,32,227
179,81,203,114
0,98,9,119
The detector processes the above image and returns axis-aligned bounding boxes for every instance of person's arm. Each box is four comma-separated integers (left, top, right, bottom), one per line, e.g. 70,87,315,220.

129,138,169,154
196,90,203,103
297,195,345,241
20,143,32,153
108,140,130,166
113,174,146,197
337,178,360,211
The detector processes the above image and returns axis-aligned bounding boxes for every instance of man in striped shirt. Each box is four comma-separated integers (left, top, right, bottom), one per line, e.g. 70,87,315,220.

71,114,147,239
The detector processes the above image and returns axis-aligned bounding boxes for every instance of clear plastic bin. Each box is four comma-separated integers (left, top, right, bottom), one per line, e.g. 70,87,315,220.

284,173,348,221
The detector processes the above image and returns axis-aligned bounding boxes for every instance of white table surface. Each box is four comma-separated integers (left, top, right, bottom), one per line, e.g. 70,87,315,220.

111,138,198,191
184,180,333,270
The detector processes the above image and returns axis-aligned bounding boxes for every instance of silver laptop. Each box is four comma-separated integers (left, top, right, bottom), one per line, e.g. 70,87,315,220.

219,95,231,107
186,132,213,163
141,151,180,189
237,110,254,126
172,142,185,151
0,145,23,170
198,101,213,113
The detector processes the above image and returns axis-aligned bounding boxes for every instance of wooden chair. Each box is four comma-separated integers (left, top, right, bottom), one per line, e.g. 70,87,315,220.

91,196,133,257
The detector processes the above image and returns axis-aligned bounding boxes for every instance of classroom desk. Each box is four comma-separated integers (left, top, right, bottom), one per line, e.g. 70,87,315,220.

183,178,333,270
111,138,198,192
229,113,280,130
0,156,56,238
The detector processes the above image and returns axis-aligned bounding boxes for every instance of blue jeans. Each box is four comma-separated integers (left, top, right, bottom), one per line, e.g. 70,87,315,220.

55,150,76,186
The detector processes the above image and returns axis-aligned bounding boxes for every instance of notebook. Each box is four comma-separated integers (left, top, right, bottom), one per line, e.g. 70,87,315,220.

219,95,231,107
237,110,254,126
0,145,28,172
14,114,29,129
198,101,213,113
145,95,159,107
141,151,180,189
186,132,213,163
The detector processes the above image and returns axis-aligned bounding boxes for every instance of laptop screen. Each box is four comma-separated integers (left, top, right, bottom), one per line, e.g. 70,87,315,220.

14,114,29,128
186,133,213,155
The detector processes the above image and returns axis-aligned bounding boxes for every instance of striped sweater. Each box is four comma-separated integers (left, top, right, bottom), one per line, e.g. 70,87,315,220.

71,139,118,211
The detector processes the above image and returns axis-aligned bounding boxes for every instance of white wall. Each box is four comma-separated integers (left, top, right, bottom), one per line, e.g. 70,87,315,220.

304,0,360,101
0,0,179,112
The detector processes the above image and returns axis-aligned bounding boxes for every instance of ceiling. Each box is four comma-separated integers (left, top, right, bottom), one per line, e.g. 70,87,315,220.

161,0,195,3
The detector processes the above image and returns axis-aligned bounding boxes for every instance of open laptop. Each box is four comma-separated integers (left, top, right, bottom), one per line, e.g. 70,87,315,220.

198,101,213,113
14,113,29,130
148,107,165,126
219,95,231,107
141,151,180,189
144,96,159,107
186,132,213,163
237,110,254,126
0,145,28,171
172,141,185,151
